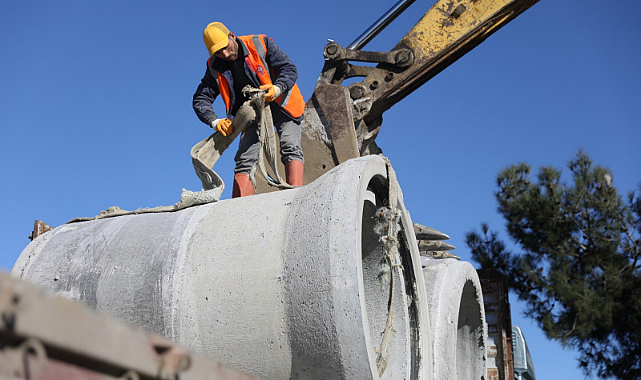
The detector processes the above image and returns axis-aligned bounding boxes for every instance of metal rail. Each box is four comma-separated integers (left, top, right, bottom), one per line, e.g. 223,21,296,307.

347,0,417,50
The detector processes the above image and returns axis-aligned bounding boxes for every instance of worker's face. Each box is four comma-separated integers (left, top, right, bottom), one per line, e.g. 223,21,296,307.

214,32,238,62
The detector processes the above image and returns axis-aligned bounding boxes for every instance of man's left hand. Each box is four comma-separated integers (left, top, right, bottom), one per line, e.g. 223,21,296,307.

260,84,281,102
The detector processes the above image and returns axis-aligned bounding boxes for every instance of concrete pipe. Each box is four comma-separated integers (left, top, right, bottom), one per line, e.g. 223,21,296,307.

13,155,431,380
421,257,487,379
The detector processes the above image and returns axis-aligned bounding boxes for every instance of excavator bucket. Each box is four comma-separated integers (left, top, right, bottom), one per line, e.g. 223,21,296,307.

255,84,361,193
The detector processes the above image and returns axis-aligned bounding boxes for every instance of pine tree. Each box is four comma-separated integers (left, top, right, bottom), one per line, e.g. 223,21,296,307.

466,150,640,379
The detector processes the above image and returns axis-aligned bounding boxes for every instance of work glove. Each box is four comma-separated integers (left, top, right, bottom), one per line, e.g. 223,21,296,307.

211,118,233,136
260,84,282,102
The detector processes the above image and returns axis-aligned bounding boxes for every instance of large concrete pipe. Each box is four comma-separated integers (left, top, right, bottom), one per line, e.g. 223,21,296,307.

13,156,431,380
421,257,487,379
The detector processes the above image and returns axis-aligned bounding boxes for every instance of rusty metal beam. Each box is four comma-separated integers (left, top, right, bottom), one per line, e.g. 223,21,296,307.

28,220,53,241
0,272,260,380
478,269,515,380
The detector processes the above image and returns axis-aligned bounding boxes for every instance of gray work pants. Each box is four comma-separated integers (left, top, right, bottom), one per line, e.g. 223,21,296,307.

234,108,304,174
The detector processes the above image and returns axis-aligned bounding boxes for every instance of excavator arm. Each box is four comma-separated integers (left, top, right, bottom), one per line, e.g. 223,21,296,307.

254,0,540,193
320,0,539,123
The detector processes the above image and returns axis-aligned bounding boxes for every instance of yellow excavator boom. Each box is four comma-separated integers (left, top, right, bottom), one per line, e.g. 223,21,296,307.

276,0,540,191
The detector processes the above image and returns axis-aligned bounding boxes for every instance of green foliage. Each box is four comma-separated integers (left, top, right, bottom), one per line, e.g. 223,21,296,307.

466,150,640,379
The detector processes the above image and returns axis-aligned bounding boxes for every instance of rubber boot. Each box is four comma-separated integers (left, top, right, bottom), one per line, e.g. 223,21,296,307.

232,173,254,198
285,160,304,187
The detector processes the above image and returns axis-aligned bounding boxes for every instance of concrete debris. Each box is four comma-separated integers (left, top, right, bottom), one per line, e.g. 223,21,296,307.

66,188,222,223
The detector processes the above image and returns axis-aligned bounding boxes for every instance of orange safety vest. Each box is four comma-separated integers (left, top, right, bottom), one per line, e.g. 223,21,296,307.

208,34,305,119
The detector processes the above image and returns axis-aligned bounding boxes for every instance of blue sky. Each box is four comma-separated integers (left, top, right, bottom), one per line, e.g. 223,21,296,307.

2,0,639,378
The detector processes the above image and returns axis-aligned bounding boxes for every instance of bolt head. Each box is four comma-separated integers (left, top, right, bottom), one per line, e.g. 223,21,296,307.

325,44,338,55
350,86,365,99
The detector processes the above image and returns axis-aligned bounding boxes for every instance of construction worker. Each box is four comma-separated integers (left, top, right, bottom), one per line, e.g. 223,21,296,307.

193,22,305,198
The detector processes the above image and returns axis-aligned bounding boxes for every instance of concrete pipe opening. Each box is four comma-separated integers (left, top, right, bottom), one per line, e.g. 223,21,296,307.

361,174,424,380
456,279,485,379
13,156,430,380
422,258,487,380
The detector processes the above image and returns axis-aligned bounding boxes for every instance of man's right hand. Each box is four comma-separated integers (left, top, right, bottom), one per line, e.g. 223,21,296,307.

211,118,233,136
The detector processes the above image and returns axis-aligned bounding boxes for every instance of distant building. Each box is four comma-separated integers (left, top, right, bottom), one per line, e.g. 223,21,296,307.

512,325,536,380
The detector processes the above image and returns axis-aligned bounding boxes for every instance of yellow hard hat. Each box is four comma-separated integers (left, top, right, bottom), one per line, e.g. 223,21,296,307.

203,22,230,56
